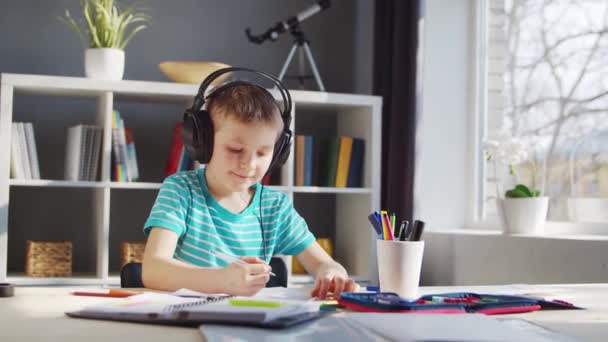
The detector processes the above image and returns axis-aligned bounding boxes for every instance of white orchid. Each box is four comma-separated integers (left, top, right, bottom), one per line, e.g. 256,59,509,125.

484,136,528,172
484,134,543,198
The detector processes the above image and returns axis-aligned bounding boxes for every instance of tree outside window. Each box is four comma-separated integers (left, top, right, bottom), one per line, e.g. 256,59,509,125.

486,0,608,222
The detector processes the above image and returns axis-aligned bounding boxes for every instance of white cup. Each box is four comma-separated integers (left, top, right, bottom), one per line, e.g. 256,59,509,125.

376,239,425,300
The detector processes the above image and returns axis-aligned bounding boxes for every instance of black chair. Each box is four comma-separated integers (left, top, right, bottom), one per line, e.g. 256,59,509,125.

121,257,288,288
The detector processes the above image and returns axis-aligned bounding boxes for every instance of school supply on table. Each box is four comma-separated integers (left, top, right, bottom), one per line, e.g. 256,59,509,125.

215,251,277,277
66,290,323,328
71,289,139,298
337,291,583,315
367,210,425,241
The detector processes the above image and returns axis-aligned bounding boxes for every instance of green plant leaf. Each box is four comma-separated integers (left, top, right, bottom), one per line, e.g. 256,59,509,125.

514,184,533,197
531,190,541,197
62,0,149,49
505,188,529,198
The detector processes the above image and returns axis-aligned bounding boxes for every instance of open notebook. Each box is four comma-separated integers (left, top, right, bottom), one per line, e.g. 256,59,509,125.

66,289,323,328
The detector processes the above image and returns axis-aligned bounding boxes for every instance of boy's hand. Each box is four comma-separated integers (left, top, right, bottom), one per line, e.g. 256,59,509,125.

310,262,359,299
220,256,272,296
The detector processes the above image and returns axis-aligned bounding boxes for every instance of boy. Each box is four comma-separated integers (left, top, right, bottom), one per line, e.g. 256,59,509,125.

142,75,358,299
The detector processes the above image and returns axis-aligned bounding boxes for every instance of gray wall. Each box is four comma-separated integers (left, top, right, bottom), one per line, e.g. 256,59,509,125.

1,0,375,274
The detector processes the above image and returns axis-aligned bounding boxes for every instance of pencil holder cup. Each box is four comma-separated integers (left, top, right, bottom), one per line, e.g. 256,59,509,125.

376,239,424,300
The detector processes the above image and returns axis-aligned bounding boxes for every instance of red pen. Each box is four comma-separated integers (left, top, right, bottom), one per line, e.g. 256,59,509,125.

71,289,138,298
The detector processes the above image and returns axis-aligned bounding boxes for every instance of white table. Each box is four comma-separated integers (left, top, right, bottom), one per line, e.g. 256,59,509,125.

1,284,607,341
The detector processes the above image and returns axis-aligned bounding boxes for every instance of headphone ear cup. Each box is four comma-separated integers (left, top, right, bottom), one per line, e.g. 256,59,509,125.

269,131,292,172
182,110,214,164
182,110,198,161
197,110,214,164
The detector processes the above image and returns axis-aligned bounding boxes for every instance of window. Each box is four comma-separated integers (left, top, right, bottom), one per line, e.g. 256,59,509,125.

482,0,608,226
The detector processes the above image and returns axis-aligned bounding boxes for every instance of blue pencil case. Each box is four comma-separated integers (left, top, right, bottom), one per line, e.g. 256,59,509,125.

338,292,583,315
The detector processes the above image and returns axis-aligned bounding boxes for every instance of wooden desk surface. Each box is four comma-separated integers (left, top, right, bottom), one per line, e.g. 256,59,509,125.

1,284,607,341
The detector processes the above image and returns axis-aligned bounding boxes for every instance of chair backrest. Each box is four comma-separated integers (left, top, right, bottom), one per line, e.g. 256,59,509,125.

120,257,288,288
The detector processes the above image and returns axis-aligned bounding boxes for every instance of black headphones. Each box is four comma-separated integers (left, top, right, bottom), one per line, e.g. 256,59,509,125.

182,67,293,173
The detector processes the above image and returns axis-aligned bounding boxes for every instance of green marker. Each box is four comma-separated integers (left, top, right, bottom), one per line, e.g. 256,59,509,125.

228,299,284,308
480,298,500,303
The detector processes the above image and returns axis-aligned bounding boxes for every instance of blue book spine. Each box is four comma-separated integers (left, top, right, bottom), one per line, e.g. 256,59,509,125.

347,138,365,187
304,135,313,186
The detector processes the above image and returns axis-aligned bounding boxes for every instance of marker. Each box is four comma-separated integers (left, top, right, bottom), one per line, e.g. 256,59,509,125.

412,220,425,241
215,251,276,277
228,299,283,308
390,213,396,237
367,213,383,236
398,220,409,241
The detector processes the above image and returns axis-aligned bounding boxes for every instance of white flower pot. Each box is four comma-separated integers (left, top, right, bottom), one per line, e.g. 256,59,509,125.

85,48,125,80
567,197,608,222
500,196,549,235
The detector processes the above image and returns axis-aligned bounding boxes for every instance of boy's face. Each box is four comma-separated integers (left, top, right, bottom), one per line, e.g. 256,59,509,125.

208,114,282,192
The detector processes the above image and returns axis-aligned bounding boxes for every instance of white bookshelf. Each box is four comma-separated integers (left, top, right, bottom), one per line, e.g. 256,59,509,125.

0,73,382,286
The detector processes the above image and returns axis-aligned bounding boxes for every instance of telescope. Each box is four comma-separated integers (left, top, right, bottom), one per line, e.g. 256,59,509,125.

246,0,331,44
245,0,331,90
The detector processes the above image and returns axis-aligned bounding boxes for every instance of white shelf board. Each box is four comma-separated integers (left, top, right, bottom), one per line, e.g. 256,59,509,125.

9,179,107,188
292,186,372,194
1,73,381,107
9,179,167,190
8,180,372,194
109,181,161,190
7,274,120,286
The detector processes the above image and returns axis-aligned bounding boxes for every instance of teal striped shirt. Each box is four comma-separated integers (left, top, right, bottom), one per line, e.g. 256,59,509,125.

143,168,315,267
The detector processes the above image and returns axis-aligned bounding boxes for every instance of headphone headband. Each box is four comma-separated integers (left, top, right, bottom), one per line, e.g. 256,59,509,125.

190,67,292,122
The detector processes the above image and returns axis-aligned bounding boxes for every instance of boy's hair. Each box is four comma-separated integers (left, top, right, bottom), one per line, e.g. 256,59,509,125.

207,84,283,128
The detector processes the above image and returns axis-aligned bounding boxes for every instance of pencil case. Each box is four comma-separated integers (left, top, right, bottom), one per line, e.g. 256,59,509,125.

338,292,582,315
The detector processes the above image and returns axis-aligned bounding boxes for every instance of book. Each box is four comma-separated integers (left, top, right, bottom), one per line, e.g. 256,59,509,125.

125,128,139,181
111,111,125,181
10,124,25,179
89,126,102,181
303,135,313,186
24,123,40,180
347,138,365,188
324,137,340,187
335,136,353,187
65,125,84,181
295,135,305,186
17,123,32,180
66,291,321,327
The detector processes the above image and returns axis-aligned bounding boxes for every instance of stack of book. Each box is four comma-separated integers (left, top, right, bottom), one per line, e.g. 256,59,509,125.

10,122,40,180
295,135,365,188
111,110,139,182
64,125,103,181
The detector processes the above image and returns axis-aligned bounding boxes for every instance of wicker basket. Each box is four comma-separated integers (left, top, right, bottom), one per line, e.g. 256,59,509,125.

120,241,146,268
25,240,72,277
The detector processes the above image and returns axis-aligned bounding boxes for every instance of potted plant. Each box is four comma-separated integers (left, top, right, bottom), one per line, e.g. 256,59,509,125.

485,136,549,235
61,0,149,80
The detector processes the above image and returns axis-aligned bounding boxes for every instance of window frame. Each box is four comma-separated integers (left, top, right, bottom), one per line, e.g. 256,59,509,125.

469,0,608,235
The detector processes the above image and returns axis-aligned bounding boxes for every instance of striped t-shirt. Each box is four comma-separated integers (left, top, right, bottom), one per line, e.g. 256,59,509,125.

143,168,315,267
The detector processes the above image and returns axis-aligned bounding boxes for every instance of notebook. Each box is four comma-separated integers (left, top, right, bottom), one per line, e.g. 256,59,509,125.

66,291,322,328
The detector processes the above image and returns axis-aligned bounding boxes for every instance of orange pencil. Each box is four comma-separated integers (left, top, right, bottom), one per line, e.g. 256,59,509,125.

71,289,138,298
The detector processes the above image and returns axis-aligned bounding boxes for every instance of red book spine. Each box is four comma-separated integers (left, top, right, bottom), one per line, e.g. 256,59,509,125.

165,122,183,176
